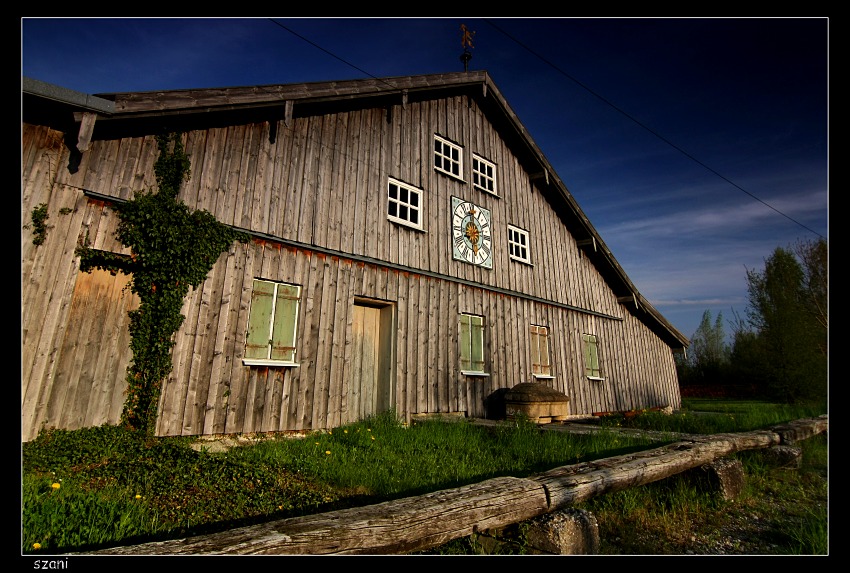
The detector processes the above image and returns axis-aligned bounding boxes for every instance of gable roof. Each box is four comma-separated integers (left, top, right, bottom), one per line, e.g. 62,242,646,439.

22,72,689,349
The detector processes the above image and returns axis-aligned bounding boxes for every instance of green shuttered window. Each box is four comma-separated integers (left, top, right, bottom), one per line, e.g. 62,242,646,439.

459,313,487,375
244,279,301,366
582,333,603,380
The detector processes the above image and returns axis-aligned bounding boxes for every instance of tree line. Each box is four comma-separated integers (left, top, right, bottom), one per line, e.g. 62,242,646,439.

676,237,827,405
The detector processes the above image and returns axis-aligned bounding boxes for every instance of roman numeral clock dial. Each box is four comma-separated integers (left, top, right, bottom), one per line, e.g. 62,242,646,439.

452,196,492,269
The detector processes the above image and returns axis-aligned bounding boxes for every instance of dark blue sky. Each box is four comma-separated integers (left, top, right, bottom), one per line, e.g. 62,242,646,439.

21,17,829,341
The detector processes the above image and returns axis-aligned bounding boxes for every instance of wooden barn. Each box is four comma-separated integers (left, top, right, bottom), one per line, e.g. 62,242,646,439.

21,72,689,442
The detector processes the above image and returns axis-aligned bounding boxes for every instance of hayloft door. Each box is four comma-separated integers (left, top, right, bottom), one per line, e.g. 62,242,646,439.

350,299,394,420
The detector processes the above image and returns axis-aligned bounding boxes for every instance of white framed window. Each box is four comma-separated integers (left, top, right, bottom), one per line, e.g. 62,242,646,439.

530,325,553,379
472,153,497,196
434,134,463,180
459,312,488,376
243,279,301,367
387,177,423,230
508,225,531,264
582,333,603,380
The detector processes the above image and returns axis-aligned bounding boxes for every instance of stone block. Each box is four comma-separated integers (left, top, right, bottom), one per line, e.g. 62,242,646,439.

693,457,746,501
523,508,600,555
760,445,803,469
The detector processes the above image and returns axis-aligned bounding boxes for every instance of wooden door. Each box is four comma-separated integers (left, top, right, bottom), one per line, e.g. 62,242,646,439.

350,300,394,420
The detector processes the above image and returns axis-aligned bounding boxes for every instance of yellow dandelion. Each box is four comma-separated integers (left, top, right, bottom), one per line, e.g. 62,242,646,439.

344,429,348,433
135,494,142,499
371,436,375,441
325,450,331,455
367,428,371,432
33,543,41,550
51,482,60,490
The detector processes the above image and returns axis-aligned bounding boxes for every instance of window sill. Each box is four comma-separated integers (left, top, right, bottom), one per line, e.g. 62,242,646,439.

387,216,425,232
474,186,499,198
586,376,605,382
509,257,533,266
434,168,466,184
461,370,490,377
243,359,300,368
532,374,555,380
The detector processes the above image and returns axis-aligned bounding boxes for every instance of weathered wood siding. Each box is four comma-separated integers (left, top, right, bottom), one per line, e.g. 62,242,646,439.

21,91,681,440
50,98,626,317
151,242,678,436
22,124,139,438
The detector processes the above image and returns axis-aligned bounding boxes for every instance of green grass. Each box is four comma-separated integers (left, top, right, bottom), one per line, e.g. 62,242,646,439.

569,431,829,555
22,400,827,555
419,400,828,556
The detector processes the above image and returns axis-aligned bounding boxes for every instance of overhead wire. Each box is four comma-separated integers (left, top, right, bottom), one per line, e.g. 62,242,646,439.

482,19,825,240
270,17,825,241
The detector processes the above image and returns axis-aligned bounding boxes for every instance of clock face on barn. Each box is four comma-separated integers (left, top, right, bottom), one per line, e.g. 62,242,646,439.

452,196,493,269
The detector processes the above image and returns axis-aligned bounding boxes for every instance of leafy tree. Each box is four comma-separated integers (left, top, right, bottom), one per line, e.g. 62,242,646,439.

795,238,828,355
690,310,729,371
736,239,827,403
727,312,771,394
677,310,730,390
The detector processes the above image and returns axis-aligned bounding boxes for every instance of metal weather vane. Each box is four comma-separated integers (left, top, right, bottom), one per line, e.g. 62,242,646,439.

460,24,475,72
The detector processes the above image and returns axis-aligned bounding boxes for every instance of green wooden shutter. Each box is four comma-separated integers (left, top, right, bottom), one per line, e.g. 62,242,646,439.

583,334,600,377
246,280,275,359
459,314,471,371
470,315,485,372
270,284,300,362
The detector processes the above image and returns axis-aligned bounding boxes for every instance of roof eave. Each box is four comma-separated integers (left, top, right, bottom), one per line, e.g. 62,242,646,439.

22,72,689,350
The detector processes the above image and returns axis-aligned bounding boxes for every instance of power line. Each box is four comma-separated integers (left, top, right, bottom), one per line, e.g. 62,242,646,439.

482,19,825,240
268,19,400,92
269,18,823,241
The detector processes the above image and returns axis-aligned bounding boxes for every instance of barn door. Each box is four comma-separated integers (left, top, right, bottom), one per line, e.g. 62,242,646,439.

350,299,394,421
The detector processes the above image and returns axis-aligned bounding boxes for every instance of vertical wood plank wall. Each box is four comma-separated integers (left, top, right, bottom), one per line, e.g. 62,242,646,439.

21,92,682,441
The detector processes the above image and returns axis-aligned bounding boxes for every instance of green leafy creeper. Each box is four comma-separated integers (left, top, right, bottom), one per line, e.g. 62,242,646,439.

29,203,50,246
76,133,248,434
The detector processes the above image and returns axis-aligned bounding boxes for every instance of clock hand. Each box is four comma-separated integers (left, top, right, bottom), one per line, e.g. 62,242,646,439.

464,221,480,255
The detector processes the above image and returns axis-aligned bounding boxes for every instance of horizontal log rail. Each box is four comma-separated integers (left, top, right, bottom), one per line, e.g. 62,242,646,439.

78,415,827,556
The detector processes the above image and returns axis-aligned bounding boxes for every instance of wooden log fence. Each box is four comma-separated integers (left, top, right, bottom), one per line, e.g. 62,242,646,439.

79,415,827,556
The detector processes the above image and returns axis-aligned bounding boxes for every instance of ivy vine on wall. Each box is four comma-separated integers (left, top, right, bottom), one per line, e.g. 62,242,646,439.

76,133,248,435
29,203,50,246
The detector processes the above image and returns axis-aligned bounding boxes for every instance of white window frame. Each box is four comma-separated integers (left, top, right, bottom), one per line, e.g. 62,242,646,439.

387,177,423,230
472,153,497,196
243,279,301,367
508,224,532,264
459,312,489,377
582,333,604,381
530,324,554,379
434,134,464,180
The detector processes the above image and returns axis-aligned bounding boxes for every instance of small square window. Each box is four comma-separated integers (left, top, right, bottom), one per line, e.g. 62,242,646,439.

508,225,531,264
472,154,497,196
387,178,423,230
434,135,463,180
